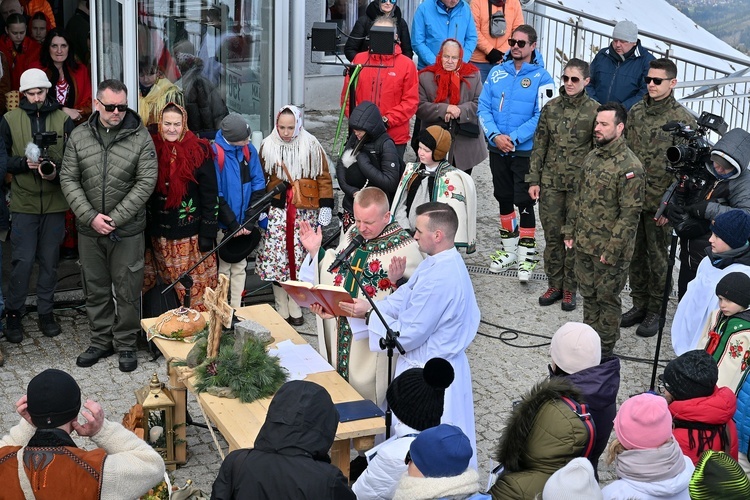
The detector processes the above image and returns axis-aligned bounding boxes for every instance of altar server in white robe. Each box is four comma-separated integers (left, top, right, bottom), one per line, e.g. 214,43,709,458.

339,202,480,467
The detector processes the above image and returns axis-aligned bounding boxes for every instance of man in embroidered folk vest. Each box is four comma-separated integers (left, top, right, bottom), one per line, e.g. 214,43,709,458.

0,368,164,499
299,187,423,406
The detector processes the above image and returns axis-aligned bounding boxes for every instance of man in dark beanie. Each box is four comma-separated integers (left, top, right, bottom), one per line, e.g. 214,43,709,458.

673,209,750,354
661,350,738,464
352,357,454,500
392,125,477,252
0,368,164,498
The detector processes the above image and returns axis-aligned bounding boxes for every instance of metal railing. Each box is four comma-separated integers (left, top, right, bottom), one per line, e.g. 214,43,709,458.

524,0,750,132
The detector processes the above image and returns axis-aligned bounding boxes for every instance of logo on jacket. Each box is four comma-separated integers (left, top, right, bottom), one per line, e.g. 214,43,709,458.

521,78,531,88
490,70,509,83
388,72,397,77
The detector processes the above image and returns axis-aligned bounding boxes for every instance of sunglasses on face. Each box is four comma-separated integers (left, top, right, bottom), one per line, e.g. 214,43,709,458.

507,38,528,48
644,76,667,85
380,0,396,3
561,75,581,83
97,98,128,112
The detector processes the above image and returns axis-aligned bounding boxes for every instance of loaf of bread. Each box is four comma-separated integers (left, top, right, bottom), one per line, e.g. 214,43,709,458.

151,307,207,339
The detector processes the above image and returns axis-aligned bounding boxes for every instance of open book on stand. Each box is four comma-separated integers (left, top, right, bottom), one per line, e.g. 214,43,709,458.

280,280,354,317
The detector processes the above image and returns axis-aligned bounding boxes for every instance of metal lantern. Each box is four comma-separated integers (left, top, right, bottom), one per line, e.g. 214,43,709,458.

136,372,176,464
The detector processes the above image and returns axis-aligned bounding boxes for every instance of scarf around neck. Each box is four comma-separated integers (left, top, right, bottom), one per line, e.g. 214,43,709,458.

615,438,686,483
421,39,479,105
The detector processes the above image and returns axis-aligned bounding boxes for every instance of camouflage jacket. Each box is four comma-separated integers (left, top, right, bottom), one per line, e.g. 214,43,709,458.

527,87,599,190
627,93,697,210
566,136,645,265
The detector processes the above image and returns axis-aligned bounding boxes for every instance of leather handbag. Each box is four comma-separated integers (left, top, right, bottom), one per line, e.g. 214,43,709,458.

281,163,319,209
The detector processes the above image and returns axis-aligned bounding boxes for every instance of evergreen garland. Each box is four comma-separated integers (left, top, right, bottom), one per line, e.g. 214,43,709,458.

192,332,288,403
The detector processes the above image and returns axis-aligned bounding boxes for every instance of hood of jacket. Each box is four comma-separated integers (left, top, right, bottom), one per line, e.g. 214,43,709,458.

495,377,587,473
669,386,737,425
365,1,403,21
707,242,750,269
708,128,750,181
604,39,649,62
502,48,545,68
19,96,62,116
85,108,143,139
610,457,694,498
349,100,387,138
253,380,339,461
563,356,620,410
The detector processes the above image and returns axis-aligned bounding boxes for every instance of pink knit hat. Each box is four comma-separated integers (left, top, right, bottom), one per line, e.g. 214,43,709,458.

614,393,673,450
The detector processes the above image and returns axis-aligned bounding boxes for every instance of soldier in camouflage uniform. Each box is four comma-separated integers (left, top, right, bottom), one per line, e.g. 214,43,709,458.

622,58,697,337
528,58,598,311
564,103,645,356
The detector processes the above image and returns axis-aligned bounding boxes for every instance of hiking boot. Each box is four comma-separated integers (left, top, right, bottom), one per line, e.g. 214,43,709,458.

561,290,577,311
620,306,647,328
287,316,304,327
5,310,23,343
119,351,138,372
636,312,660,338
539,287,563,306
38,313,61,338
517,238,539,283
76,345,115,367
489,231,519,273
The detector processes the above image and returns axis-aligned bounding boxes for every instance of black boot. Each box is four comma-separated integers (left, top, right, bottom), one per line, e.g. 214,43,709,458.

39,313,61,338
5,310,23,343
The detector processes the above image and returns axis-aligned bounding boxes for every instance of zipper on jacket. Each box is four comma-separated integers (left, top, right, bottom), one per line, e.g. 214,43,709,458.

499,92,505,112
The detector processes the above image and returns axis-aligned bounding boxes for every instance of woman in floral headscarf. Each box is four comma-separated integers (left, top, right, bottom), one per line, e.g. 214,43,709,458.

417,38,486,174
256,105,333,326
143,102,219,310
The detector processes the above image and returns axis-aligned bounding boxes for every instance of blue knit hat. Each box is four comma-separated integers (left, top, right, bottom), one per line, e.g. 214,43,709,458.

711,210,750,249
409,424,472,478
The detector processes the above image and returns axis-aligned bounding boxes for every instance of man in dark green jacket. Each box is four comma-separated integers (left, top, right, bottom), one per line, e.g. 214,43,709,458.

0,68,74,344
60,79,157,372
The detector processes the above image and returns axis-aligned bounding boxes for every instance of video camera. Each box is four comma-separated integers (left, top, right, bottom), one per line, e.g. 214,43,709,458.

30,131,59,176
656,111,728,238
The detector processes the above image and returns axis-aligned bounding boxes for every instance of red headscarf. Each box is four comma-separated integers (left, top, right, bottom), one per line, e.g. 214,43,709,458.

420,39,479,105
151,103,211,209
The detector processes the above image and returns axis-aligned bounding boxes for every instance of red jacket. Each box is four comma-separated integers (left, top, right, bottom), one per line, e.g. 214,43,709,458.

0,35,42,90
669,386,739,464
342,45,418,145
46,62,93,122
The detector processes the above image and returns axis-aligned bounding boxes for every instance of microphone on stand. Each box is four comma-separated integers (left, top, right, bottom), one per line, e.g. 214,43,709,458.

327,234,365,273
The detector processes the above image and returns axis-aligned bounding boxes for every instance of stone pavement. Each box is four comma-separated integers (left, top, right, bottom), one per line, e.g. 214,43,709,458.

0,112,681,494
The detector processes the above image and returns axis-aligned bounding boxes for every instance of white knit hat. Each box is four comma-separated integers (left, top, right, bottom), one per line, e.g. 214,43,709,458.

19,68,51,92
550,322,601,374
542,458,603,500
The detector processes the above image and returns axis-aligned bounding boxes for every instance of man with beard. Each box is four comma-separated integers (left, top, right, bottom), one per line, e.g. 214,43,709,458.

564,102,644,356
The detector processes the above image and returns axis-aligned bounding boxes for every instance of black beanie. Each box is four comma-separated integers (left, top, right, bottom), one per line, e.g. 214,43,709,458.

419,126,452,162
663,350,718,401
715,272,750,309
386,358,454,431
27,369,81,429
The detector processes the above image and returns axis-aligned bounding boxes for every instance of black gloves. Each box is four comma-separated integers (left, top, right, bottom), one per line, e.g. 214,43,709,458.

199,236,215,252
486,49,503,65
686,201,709,220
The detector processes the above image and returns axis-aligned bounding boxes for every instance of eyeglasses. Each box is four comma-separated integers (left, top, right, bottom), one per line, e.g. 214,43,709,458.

380,0,397,3
507,39,528,48
561,75,581,83
644,76,668,85
404,451,411,465
97,98,128,112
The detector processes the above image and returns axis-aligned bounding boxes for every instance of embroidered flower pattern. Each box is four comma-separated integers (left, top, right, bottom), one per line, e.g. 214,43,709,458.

729,340,744,359
179,198,197,222
742,351,750,372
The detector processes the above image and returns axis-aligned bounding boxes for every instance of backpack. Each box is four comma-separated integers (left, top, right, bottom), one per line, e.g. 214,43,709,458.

213,142,250,171
560,396,597,458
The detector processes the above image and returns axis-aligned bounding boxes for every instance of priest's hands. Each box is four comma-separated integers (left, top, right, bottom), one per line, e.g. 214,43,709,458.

310,303,335,320
338,298,370,319
299,221,322,255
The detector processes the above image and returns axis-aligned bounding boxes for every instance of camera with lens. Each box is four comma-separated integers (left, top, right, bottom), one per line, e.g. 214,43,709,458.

657,112,727,238
33,131,59,176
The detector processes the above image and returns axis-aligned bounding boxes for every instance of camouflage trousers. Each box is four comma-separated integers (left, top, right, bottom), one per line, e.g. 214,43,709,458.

629,213,672,312
575,252,630,356
539,188,577,292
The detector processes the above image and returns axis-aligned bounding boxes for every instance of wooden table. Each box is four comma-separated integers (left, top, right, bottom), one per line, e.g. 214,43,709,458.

141,304,385,477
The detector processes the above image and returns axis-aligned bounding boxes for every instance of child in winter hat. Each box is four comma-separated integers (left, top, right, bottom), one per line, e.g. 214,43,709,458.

542,457,603,500
689,450,750,500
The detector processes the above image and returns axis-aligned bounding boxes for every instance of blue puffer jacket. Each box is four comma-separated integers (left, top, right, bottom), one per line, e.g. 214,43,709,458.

411,0,477,69
736,379,750,457
477,51,554,154
585,40,655,110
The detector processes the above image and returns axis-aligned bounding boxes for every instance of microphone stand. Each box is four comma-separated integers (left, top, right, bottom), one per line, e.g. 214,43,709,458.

162,184,286,314
336,257,403,439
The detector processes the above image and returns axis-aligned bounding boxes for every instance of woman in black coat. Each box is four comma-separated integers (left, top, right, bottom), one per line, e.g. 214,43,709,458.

344,0,413,61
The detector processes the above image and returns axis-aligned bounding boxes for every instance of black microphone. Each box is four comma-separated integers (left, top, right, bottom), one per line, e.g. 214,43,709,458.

327,234,366,273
